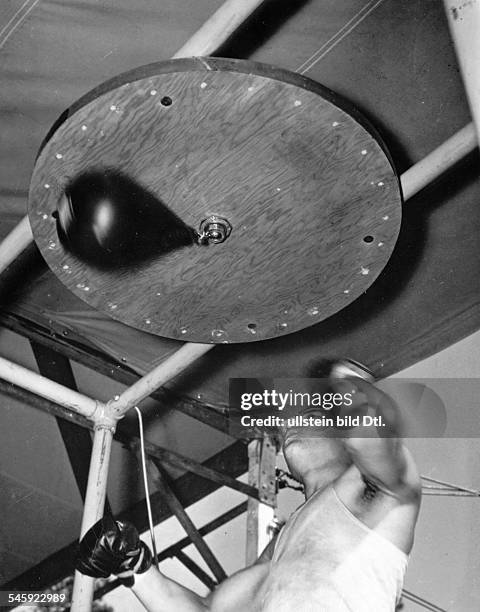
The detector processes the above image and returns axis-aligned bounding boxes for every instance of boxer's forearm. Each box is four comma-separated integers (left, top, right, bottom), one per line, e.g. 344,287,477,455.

343,428,421,498
131,566,209,611
339,378,421,497
343,435,407,492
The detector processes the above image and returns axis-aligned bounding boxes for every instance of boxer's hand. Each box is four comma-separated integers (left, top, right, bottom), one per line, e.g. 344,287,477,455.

76,516,152,586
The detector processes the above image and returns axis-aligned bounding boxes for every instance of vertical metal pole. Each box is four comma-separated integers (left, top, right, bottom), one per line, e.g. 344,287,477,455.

246,440,261,565
444,1,480,143
245,436,276,565
71,425,115,612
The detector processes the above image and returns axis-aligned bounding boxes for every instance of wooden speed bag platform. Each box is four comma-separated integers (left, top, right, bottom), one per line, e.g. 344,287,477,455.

28,58,402,344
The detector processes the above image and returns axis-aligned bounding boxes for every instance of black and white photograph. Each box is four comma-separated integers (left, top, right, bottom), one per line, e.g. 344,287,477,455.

0,1,479,610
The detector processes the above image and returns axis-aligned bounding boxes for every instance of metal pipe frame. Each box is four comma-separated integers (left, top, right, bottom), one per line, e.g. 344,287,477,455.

3,440,248,592
400,122,477,201
0,310,234,437
0,355,100,419
443,1,480,144
0,215,33,275
63,313,211,589
108,342,213,418
0,1,478,609
172,0,265,58
71,426,114,607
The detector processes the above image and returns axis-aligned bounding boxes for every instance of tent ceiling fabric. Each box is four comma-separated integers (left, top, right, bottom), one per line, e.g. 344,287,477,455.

0,0,479,588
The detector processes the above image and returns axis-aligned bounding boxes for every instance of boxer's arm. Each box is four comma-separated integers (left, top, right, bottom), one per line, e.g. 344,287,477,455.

132,534,278,612
76,517,210,611
131,566,209,611
344,437,421,499
340,379,421,498
332,378,421,554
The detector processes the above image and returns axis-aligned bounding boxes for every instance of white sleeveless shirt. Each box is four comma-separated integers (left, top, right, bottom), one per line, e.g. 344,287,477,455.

261,485,408,611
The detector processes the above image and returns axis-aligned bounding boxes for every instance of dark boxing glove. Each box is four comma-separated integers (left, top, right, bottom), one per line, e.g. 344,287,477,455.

76,515,153,587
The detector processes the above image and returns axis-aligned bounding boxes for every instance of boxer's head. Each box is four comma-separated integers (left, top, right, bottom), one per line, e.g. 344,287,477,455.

281,426,349,488
280,358,372,493
280,387,348,491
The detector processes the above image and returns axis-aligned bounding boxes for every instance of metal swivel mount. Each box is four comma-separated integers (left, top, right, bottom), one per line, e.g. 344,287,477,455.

198,216,232,245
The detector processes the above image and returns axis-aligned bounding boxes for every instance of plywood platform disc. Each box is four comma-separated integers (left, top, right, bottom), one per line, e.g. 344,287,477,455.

29,58,402,344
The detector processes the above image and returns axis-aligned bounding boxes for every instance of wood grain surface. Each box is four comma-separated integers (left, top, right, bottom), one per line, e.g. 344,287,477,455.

29,58,402,344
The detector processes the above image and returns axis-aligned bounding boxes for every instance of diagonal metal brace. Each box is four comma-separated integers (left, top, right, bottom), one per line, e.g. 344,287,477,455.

175,550,217,591
149,460,227,584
